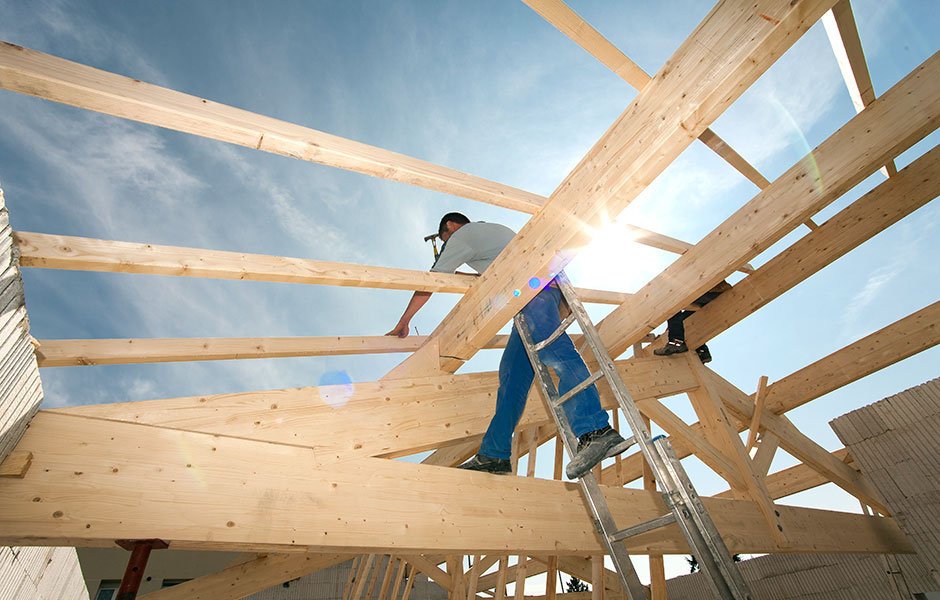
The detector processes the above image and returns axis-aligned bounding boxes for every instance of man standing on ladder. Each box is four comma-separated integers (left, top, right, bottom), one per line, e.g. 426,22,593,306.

386,212,633,478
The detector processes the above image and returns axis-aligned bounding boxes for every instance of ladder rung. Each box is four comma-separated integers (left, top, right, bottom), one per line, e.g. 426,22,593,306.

608,513,677,543
554,370,605,408
533,311,578,352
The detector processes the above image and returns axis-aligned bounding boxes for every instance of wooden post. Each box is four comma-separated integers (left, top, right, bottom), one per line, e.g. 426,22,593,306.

401,564,418,600
466,555,482,600
377,555,397,600
494,556,509,600
545,556,559,600
343,556,362,600
350,554,376,600
513,555,527,600
591,556,605,600
642,416,667,600
387,558,406,600
745,376,769,452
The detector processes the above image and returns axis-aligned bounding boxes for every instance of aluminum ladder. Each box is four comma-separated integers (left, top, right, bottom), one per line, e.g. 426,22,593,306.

513,271,755,600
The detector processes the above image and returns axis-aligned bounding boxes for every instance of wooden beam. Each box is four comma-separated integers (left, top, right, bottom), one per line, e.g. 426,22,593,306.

822,0,897,176
0,450,32,478
391,0,837,377
0,41,542,213
139,553,349,600
597,51,940,359
401,555,454,591
745,376,769,452
686,358,791,547
762,299,940,416
0,43,725,264
604,301,940,487
705,369,890,515
34,335,510,367
0,412,912,555
49,355,698,463
13,231,630,306
681,110,940,352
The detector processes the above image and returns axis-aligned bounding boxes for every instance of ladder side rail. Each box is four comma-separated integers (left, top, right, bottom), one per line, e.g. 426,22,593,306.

651,439,754,600
552,273,666,474
513,312,649,600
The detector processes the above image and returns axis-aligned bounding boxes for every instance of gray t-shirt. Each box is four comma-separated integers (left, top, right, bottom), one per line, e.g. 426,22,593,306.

430,221,516,274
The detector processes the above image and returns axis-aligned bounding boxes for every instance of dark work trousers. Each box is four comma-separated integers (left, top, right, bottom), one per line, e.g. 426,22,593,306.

665,290,723,347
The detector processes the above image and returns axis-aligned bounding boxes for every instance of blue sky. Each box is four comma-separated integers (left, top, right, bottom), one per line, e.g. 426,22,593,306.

1,0,938,585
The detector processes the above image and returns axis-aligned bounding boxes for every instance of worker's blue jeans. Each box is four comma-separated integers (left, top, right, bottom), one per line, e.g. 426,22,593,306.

479,284,610,460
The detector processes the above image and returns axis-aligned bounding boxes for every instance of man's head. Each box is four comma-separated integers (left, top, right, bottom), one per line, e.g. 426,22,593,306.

438,212,470,241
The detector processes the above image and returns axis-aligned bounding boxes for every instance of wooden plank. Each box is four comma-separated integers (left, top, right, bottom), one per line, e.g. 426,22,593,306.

746,376,769,452
14,231,630,306
597,51,940,359
0,412,912,555
0,450,32,478
138,553,349,600
49,355,698,464
0,44,724,264
0,42,545,213
682,128,940,351
822,0,897,175
389,0,838,377
762,300,940,416
34,335,510,367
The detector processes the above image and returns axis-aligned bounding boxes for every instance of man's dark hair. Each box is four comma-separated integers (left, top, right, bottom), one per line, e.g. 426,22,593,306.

439,212,470,236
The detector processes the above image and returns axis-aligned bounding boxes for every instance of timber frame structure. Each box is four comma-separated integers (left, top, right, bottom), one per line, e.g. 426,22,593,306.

0,1,938,599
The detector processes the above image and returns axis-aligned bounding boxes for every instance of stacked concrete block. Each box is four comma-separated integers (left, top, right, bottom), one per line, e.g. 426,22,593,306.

831,378,940,592
0,188,89,599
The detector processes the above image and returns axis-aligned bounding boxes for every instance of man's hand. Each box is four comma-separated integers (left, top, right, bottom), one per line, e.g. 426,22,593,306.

386,322,410,338
386,291,432,339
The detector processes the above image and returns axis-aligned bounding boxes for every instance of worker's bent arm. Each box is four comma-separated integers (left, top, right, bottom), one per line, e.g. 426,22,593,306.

386,291,432,338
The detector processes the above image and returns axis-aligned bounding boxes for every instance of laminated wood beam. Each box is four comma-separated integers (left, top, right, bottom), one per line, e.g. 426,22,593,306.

13,231,630,306
50,355,698,463
679,128,940,352
596,51,940,359
390,0,836,378
34,335,510,367
761,299,940,416
139,553,350,600
822,0,897,176
523,0,773,192
0,411,913,555
0,41,541,213
603,301,940,486
0,43,719,264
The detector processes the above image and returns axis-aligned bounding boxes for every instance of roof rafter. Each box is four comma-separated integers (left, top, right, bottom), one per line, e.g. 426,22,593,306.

0,43,729,266
595,51,939,358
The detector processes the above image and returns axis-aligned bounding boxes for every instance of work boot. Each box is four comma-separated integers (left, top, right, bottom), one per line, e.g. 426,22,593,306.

457,454,512,475
696,344,712,364
653,340,688,356
565,426,635,480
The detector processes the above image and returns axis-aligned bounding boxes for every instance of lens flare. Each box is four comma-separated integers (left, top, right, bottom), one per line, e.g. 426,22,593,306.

528,277,541,289
513,289,521,297
318,370,354,408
